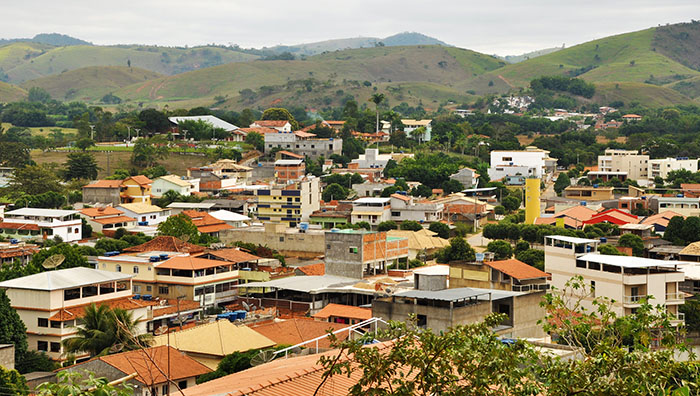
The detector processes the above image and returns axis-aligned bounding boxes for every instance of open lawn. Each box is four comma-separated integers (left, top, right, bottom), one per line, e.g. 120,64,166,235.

31,150,211,178
1,122,78,137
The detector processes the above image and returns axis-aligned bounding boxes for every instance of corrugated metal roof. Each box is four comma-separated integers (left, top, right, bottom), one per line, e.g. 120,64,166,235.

169,115,239,131
577,253,690,269
235,275,359,294
0,267,132,291
5,208,77,217
395,287,523,302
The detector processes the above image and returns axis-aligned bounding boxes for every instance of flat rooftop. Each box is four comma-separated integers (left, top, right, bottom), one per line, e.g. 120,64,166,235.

0,267,132,291
577,253,691,269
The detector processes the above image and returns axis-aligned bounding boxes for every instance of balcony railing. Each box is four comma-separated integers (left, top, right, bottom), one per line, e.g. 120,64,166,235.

665,292,685,302
512,283,550,292
623,295,647,304
674,312,685,322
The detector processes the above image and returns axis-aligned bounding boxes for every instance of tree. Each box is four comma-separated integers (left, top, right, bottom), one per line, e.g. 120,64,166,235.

16,350,58,374
131,136,169,168
0,290,28,364
74,137,95,151
11,165,62,195
377,221,398,232
157,213,201,242
514,240,530,254
428,222,450,239
369,93,385,132
618,233,644,256
554,173,571,196
322,183,349,202
436,236,476,263
261,108,300,130
36,370,133,396
64,152,99,180
680,298,700,332
400,221,423,231
663,216,686,245
27,86,51,103
501,195,521,212
0,365,28,395
486,240,513,260
0,142,32,167
599,244,626,256
138,108,170,132
245,131,264,151
514,248,545,270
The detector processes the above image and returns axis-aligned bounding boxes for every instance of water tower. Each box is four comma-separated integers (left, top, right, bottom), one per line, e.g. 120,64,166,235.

525,177,540,224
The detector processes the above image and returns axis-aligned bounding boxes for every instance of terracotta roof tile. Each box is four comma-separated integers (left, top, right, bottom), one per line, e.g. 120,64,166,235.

156,256,234,271
97,345,211,384
92,215,137,225
122,175,153,186
296,262,325,276
49,296,159,321
153,299,202,317
312,303,372,321
252,120,290,128
123,236,205,254
80,207,124,217
0,221,39,231
237,127,279,134
199,248,261,263
249,318,349,348
83,180,122,189
485,258,549,281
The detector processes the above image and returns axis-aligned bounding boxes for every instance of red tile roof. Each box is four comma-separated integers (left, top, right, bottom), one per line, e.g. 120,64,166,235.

0,245,40,259
0,221,40,231
92,215,137,225
390,193,411,202
296,262,325,276
98,345,211,384
122,175,152,186
237,127,279,134
485,258,549,281
293,131,316,138
153,299,202,317
249,318,349,348
252,120,290,128
277,150,304,159
182,210,234,234
123,236,205,254
198,248,261,263
49,296,159,321
583,209,638,225
80,207,124,217
83,180,122,189
312,303,372,321
156,256,234,271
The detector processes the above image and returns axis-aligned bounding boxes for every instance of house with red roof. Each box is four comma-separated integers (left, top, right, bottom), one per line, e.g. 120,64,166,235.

582,208,639,226
121,175,153,204
181,210,234,237
82,179,123,206
250,120,292,132
79,206,137,234
312,303,372,325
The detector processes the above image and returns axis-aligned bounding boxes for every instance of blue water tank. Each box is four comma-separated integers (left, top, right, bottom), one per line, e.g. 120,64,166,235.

138,221,148,226
593,184,599,188
159,253,169,260
299,222,309,231
133,294,141,300
581,201,587,206
600,237,607,243
149,256,160,262
677,194,684,198
142,295,152,301
9,239,18,244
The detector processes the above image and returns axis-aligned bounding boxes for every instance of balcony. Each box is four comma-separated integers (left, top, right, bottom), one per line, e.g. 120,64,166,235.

623,295,647,306
665,292,685,304
511,283,550,292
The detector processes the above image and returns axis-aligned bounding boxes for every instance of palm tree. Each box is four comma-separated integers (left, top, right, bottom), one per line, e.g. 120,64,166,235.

63,304,151,357
369,93,386,133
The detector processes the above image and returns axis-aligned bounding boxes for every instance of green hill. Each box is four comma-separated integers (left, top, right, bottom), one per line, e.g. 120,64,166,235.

265,32,449,56
0,81,27,102
593,82,692,108
0,44,258,83
21,66,163,102
465,27,700,95
115,45,504,110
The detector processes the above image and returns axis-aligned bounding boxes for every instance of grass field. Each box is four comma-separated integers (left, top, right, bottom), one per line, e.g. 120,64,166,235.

593,81,692,108
0,80,26,102
1,122,78,137
31,150,211,178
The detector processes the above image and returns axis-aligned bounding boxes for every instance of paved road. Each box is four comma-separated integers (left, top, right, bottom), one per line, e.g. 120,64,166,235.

468,232,490,249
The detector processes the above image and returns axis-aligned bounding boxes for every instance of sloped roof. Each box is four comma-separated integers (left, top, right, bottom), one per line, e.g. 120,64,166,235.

680,241,700,256
387,229,450,251
169,115,239,131
122,175,152,186
312,303,372,321
97,345,211,384
198,248,261,263
276,150,304,159
485,259,549,281
181,210,234,234
49,296,158,321
0,267,131,291
249,318,349,348
117,203,164,214
80,207,124,217
83,180,122,189
252,120,290,128
237,127,278,134
156,175,193,187
583,209,639,225
296,262,325,276
209,210,250,222
155,256,230,270
293,131,316,138
123,236,205,254
0,221,40,231
92,215,137,225
557,205,596,222
151,320,275,357
641,210,684,227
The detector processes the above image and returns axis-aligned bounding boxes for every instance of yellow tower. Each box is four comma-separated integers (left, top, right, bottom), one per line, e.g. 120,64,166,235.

525,178,541,224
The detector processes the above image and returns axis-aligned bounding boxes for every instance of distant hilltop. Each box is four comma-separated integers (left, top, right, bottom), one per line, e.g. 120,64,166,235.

0,33,92,46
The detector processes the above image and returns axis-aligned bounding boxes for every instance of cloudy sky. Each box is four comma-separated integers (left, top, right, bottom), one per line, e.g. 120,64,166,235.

2,0,698,55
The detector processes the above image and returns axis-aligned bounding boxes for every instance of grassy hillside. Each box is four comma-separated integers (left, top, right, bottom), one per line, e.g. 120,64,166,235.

115,45,503,110
593,82,692,108
22,66,163,102
0,81,27,102
0,44,258,83
466,28,700,94
266,32,448,56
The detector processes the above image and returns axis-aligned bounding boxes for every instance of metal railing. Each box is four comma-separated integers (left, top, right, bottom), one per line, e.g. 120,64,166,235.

273,317,390,359
511,284,550,292
665,292,685,302
623,295,647,304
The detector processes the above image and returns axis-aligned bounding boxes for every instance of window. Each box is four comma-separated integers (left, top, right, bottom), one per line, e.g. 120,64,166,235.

133,285,141,293
349,247,358,254
162,385,169,395
116,265,122,272
279,236,284,242
417,314,427,328
68,228,72,233
38,318,48,327
146,286,152,292
75,228,79,233
590,280,596,292
133,266,139,274
37,341,48,351
391,211,400,217
50,321,61,329
178,380,188,390
50,342,61,353
159,286,169,295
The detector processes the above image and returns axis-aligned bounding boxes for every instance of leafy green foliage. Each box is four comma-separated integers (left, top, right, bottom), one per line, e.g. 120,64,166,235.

514,248,545,270
530,75,596,98
261,108,299,130
64,152,99,180
0,365,28,395
553,173,571,196
486,240,513,260
11,164,63,195
663,215,700,245
399,221,423,231
618,233,644,256
436,236,476,263
131,136,169,168
36,370,133,396
377,221,398,232
322,183,349,202
428,222,450,239
599,244,626,256
245,131,264,151
501,195,521,212
157,213,201,243
0,290,28,364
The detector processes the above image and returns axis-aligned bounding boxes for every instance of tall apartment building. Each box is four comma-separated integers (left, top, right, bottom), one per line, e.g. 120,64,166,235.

264,130,342,160
254,177,320,227
597,149,649,181
648,157,699,180
488,146,557,181
0,208,82,242
544,235,685,323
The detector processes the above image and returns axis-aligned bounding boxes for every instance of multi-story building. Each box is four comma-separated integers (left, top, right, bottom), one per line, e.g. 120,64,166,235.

274,159,306,182
450,167,479,189
264,130,342,159
488,146,557,181
401,119,432,142
82,180,122,206
254,177,320,227
649,196,700,217
389,194,443,223
0,267,137,361
597,149,649,181
120,176,153,204
648,157,699,180
0,208,82,242
152,175,199,198
79,207,137,234
350,197,391,226
325,229,409,279
449,257,549,293
117,203,171,226
349,149,413,170
0,241,40,265
563,186,615,201
544,235,685,322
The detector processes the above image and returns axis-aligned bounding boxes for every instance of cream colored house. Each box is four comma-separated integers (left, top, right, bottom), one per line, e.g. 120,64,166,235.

544,235,685,323
0,268,139,361
152,175,200,198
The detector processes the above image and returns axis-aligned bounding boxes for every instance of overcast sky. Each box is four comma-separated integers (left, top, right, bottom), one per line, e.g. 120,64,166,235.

3,0,698,55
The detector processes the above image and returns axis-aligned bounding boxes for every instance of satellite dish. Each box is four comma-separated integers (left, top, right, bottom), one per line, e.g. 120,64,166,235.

154,326,168,336
42,254,65,270
250,350,277,367
242,301,250,311
109,343,125,354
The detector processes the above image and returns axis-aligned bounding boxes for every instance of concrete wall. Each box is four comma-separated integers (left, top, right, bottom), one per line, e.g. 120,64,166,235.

220,227,325,258
325,232,364,279
372,298,492,333
82,187,121,206
0,344,14,370
509,292,546,338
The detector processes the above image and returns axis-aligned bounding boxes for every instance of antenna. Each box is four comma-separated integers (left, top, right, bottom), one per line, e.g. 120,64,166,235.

242,301,250,311
41,254,65,270
250,350,277,366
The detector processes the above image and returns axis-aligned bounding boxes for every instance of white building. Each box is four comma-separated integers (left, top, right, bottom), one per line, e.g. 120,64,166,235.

648,157,699,180
351,197,391,226
79,207,137,233
389,194,444,223
263,131,342,160
0,267,137,361
597,149,649,181
488,147,556,181
450,167,480,189
117,203,171,226
168,115,240,141
401,119,432,142
350,148,392,169
152,175,200,198
250,120,292,132
544,235,685,322
1,208,82,242
166,202,217,215
209,210,251,228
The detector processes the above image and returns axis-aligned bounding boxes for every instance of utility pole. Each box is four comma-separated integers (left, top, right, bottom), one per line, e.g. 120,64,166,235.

134,128,141,138
126,126,131,141
89,124,95,140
